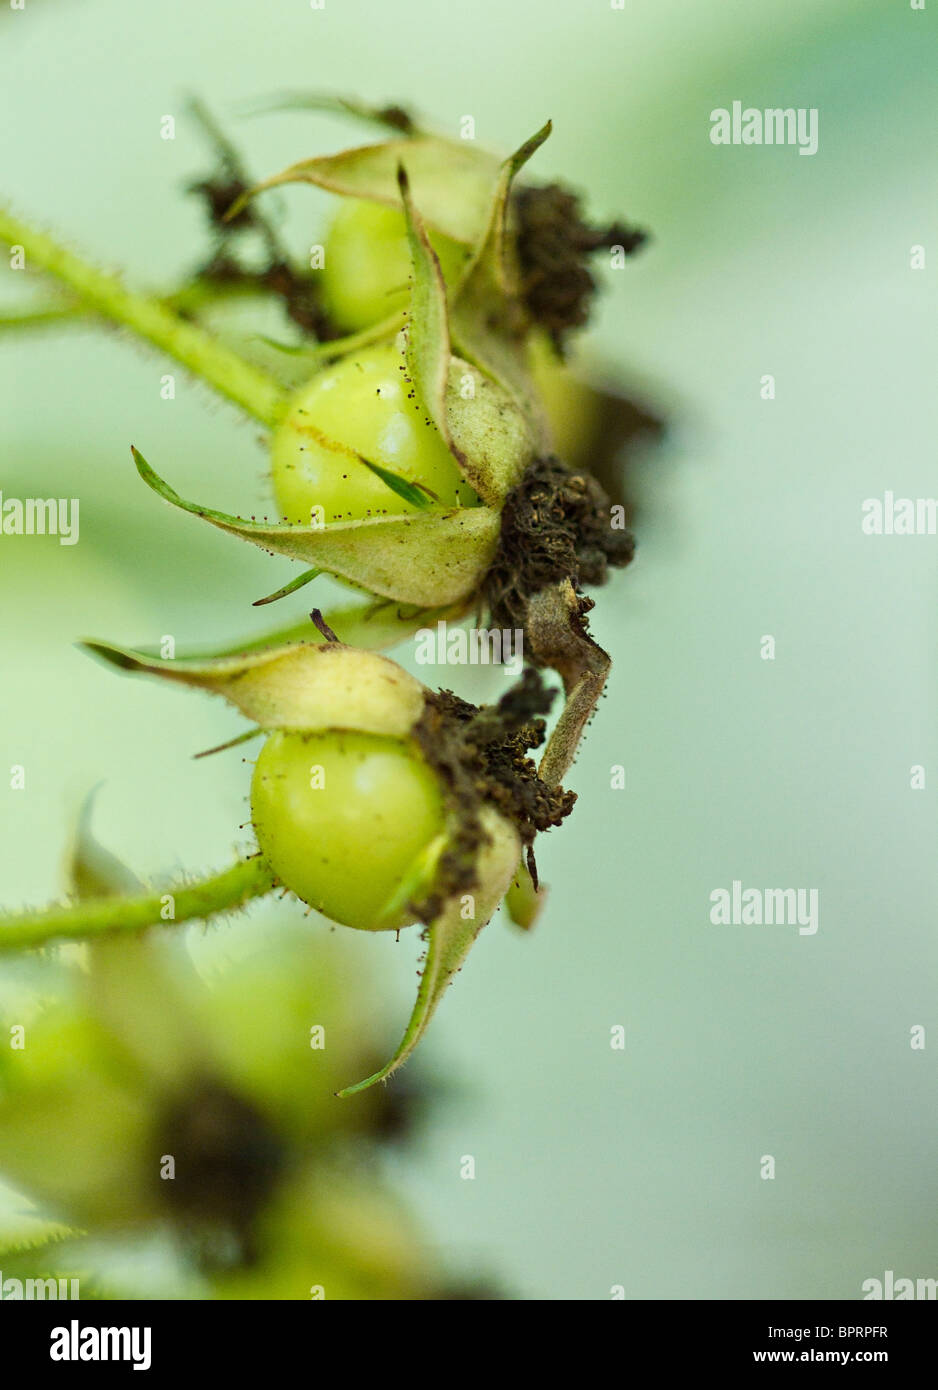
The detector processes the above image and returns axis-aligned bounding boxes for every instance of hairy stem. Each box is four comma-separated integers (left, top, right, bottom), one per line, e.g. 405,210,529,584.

0,280,283,336
0,856,276,953
538,659,609,786
0,303,89,333
527,579,611,787
0,207,289,426
504,582,609,929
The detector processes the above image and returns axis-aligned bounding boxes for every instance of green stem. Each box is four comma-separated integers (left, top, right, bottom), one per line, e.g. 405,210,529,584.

263,310,406,362
0,303,89,333
0,280,279,338
0,856,276,953
0,207,289,427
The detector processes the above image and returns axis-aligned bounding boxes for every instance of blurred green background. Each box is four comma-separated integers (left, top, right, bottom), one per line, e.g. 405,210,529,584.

1,0,935,1298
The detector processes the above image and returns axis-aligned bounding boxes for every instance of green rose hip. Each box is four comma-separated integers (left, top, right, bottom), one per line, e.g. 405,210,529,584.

0,111,639,1098
270,341,478,525
320,199,469,333
251,729,446,932
65,638,572,1091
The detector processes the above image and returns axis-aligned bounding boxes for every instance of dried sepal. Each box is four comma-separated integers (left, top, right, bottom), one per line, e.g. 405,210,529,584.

132,447,501,607
338,806,520,1096
182,599,472,659
398,163,456,454
242,91,422,136
397,165,535,506
450,122,553,442
228,135,502,246
442,361,535,505
80,636,426,739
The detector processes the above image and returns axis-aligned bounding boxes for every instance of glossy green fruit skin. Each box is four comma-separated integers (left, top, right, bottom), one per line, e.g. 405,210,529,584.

271,341,478,525
321,199,468,333
251,730,446,931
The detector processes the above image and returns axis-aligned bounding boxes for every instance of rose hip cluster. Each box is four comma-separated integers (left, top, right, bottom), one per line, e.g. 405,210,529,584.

0,105,648,1092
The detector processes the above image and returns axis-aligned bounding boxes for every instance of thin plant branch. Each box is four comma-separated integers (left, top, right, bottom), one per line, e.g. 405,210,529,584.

0,856,276,953
0,207,289,427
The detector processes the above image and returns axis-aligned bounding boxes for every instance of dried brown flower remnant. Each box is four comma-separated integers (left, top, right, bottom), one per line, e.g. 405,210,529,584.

413,669,576,916
484,454,635,638
514,182,647,349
